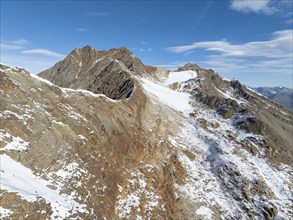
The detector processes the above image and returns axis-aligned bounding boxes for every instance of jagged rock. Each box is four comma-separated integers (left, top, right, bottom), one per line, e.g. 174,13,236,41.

177,63,201,72
88,61,134,99
216,99,240,119
183,150,196,160
262,203,278,220
250,146,259,156
193,92,240,119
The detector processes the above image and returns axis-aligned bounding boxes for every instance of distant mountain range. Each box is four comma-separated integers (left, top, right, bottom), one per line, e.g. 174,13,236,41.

253,87,293,110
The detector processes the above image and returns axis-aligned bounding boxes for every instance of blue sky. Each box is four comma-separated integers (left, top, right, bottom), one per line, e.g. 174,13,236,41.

1,0,292,87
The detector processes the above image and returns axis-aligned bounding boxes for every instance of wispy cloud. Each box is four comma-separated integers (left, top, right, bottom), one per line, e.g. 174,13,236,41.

132,47,152,52
1,54,62,74
1,43,24,50
155,62,185,70
75,28,87,32
1,39,29,50
22,49,65,59
200,1,215,19
141,41,148,45
138,48,152,52
229,0,277,14
166,30,293,82
85,11,109,16
167,29,292,59
287,18,293,24
12,39,29,45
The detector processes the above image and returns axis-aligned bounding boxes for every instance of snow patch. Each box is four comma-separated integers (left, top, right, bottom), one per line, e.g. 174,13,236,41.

30,73,56,86
77,134,87,143
51,162,88,185
0,154,88,219
164,70,197,86
57,103,88,122
215,88,247,105
0,110,32,123
141,78,193,113
61,88,118,103
52,119,67,126
0,207,13,218
0,135,29,152
196,206,213,219
0,130,11,142
115,170,163,219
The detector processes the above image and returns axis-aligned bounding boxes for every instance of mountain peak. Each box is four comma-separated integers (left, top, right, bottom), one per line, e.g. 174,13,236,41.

38,46,157,99
111,46,132,54
71,46,132,56
81,44,95,50
177,63,201,72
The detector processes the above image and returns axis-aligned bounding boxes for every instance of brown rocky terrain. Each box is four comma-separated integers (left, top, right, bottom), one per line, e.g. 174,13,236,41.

0,46,292,219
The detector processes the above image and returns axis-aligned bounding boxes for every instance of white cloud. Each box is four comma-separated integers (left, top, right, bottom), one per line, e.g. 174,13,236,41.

0,43,24,50
167,29,293,59
85,11,109,16
200,1,215,19
22,49,65,59
229,0,277,14
1,54,61,74
141,41,148,45
155,62,185,71
75,28,87,32
12,39,29,45
287,18,293,24
137,48,152,52
166,30,292,86
1,39,29,50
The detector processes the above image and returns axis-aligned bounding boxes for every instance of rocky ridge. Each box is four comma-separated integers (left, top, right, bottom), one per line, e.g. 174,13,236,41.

0,46,292,219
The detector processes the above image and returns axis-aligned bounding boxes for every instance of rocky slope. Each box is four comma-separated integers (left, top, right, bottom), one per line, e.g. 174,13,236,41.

0,46,292,219
253,86,293,110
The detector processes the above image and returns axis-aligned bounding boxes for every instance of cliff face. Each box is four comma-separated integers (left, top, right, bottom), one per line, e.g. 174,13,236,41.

0,46,292,219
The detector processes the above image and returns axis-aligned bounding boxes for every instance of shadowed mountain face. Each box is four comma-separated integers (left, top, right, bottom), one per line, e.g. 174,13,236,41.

253,87,293,110
1,46,292,219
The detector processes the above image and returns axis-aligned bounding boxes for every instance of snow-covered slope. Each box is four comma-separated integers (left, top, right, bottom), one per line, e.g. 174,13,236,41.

139,70,293,219
1,49,292,220
1,154,87,218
